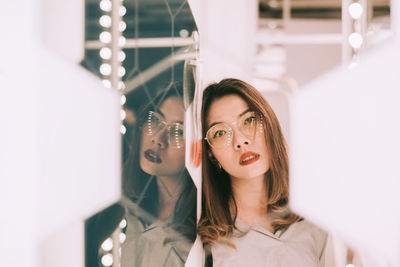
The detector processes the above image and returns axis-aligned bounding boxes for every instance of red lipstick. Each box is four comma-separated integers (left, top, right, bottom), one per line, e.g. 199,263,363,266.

239,151,260,166
144,149,162,163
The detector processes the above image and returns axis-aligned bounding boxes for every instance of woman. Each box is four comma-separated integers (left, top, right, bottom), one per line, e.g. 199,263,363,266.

119,87,197,266
198,78,335,267
87,87,197,267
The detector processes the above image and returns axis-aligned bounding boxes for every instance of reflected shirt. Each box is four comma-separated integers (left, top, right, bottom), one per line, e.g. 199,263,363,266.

211,219,335,267
120,198,193,267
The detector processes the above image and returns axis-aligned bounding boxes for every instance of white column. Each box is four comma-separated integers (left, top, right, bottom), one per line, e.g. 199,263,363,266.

188,0,258,85
0,1,121,266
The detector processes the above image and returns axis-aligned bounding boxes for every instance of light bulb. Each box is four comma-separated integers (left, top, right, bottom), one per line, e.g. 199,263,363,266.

120,95,126,105
118,81,126,90
100,63,112,76
99,15,112,28
179,29,189,37
120,110,126,120
102,80,111,88
99,0,112,12
99,47,112,60
120,125,127,135
348,32,363,49
101,254,113,267
118,51,126,62
348,3,363,19
119,233,126,243
119,6,127,16
99,31,112,44
119,21,127,32
119,36,126,47
101,238,113,251
118,67,126,77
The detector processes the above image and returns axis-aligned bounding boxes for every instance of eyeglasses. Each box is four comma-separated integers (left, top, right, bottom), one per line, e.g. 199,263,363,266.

204,111,264,149
144,111,185,148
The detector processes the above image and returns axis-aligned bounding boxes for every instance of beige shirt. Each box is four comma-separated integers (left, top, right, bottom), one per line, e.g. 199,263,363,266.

120,198,194,267
211,219,336,267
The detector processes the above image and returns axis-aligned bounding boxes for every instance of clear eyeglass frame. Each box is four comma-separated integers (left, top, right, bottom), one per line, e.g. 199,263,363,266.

204,111,264,149
144,111,185,149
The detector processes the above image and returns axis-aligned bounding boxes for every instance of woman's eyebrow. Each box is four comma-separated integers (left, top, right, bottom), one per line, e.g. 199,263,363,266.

155,109,165,118
238,109,251,118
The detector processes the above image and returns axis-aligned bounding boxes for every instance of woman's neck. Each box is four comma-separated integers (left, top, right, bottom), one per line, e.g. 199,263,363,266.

156,174,185,221
230,174,271,229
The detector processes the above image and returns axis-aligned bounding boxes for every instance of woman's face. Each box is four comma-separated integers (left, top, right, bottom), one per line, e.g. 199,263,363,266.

140,96,185,177
206,94,270,180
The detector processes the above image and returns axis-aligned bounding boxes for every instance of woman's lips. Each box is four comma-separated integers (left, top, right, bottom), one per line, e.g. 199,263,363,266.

144,149,162,163
239,151,260,166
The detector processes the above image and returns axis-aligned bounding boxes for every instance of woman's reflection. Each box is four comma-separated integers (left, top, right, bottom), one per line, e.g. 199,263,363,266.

118,87,196,266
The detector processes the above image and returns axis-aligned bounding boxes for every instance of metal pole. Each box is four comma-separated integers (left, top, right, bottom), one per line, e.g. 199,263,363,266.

111,0,123,90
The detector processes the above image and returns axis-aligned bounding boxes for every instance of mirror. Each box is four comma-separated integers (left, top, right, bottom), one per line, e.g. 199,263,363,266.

83,0,199,266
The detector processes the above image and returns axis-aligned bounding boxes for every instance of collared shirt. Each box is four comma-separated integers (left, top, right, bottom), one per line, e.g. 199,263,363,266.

120,198,194,267
211,219,336,267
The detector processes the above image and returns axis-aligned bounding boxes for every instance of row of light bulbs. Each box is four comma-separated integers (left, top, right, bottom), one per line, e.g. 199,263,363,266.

347,1,364,50
98,0,128,135
99,219,128,266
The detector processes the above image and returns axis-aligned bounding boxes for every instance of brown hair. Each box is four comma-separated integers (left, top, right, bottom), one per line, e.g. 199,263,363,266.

197,78,301,245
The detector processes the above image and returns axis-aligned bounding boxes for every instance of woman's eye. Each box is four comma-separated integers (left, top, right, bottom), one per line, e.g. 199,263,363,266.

176,129,184,136
244,116,256,125
213,130,226,139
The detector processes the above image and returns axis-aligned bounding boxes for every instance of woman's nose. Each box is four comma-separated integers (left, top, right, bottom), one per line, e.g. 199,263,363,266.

151,129,168,149
232,128,250,150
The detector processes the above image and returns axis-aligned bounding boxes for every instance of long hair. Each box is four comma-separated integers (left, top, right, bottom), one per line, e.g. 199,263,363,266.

122,86,196,240
197,78,302,245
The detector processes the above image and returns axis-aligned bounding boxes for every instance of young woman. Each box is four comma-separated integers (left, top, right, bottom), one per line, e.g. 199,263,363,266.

198,78,335,267
120,88,197,266
86,87,197,267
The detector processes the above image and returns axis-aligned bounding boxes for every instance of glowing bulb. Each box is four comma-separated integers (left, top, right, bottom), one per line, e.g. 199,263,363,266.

120,110,126,120
99,47,112,60
100,64,112,76
119,218,127,228
121,95,126,105
179,29,189,37
101,254,113,267
99,31,112,44
119,6,127,16
99,15,112,28
119,36,126,47
102,80,111,88
118,67,126,77
101,238,113,251
120,125,127,135
348,3,363,19
118,81,126,90
348,32,363,49
119,21,126,32
99,0,112,12
119,233,126,243
118,51,126,62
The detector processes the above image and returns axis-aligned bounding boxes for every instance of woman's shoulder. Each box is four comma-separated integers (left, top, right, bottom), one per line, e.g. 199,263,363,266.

282,219,330,252
283,219,328,238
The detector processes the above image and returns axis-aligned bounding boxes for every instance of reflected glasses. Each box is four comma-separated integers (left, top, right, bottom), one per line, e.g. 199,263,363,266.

144,111,185,148
205,111,264,149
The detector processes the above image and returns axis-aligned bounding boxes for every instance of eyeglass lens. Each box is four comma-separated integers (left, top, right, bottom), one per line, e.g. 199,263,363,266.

206,111,263,148
145,111,184,148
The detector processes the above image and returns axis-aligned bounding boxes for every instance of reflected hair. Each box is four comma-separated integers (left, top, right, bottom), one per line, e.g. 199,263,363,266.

122,85,196,240
197,78,302,245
